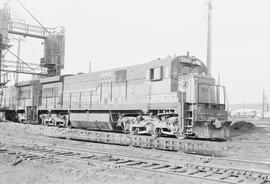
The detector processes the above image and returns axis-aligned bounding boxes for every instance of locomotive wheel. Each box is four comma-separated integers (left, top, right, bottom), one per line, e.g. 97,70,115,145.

52,119,56,127
123,124,131,134
123,128,130,134
131,127,139,135
151,128,161,137
175,133,186,139
56,122,62,128
66,121,73,128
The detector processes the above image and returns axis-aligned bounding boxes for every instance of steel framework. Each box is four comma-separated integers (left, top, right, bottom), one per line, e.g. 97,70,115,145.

0,2,65,87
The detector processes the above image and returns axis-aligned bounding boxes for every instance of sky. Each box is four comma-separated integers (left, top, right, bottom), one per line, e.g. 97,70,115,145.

2,0,270,104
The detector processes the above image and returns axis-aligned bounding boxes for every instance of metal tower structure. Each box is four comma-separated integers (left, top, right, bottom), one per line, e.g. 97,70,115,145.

0,1,65,87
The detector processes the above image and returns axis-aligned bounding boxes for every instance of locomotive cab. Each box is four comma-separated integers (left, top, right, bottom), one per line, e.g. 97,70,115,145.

178,74,231,139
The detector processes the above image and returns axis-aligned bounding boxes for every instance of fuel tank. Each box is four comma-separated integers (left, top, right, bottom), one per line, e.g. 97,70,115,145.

70,112,116,130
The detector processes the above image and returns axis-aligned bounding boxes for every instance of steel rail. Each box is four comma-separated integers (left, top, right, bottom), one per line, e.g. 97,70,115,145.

1,122,270,172
3,140,269,184
2,133,270,171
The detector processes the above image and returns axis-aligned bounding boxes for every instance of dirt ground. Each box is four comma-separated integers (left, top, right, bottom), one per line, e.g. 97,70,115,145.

1,153,199,184
0,147,209,184
0,120,270,184
0,153,202,184
230,120,270,142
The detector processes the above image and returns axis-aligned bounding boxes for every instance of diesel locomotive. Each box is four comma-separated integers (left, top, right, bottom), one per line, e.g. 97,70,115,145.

0,54,231,139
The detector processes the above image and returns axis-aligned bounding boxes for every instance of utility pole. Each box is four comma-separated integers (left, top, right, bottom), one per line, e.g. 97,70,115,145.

0,34,3,87
89,61,92,73
207,0,212,76
217,73,220,104
15,37,24,85
262,89,265,120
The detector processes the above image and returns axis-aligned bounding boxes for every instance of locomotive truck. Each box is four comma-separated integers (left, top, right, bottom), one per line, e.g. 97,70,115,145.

0,54,231,139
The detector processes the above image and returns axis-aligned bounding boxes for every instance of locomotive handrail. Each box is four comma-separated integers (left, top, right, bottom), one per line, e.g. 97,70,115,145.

197,82,225,88
62,79,178,110
61,81,105,109
40,81,104,110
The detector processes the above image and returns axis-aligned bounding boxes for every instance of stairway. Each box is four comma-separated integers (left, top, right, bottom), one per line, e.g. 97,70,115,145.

183,103,195,135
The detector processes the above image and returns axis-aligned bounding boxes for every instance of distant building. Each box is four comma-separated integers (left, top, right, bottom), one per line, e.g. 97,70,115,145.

230,103,270,119
230,108,270,119
230,108,259,118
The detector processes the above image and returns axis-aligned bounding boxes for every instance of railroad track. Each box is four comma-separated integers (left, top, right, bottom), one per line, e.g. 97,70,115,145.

2,132,270,171
1,139,270,184
1,122,270,171
44,126,270,159
2,122,270,157
1,130,270,170
0,122,227,156
43,126,228,156
1,122,270,172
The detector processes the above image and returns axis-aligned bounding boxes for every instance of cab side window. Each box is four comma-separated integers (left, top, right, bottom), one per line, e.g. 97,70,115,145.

149,66,162,81
115,70,127,82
